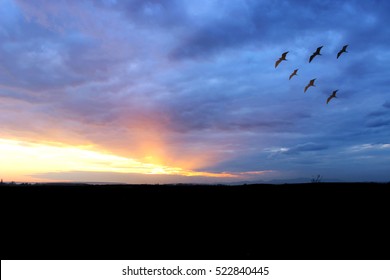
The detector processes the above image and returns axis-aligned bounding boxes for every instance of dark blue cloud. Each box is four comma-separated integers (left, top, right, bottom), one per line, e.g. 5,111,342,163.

168,0,390,60
365,101,390,129
366,119,390,128
0,9,109,93
119,0,188,27
169,19,254,60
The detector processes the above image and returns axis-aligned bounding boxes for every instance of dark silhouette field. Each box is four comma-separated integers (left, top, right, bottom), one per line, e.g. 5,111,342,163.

1,182,389,260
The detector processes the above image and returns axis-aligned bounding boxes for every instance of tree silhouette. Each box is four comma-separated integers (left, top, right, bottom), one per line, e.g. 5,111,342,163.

311,174,322,183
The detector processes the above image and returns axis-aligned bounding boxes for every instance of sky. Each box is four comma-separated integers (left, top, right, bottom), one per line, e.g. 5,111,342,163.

1,0,390,184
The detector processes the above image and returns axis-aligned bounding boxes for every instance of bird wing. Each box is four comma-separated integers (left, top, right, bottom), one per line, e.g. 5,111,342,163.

309,53,315,62
289,70,297,80
327,95,334,104
281,52,288,59
304,84,309,92
338,46,348,58
275,58,282,68
317,46,323,53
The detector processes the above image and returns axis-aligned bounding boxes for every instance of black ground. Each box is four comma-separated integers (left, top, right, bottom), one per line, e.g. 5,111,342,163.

1,182,389,259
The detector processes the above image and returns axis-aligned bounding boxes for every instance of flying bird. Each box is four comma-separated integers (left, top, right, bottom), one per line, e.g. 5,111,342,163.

304,78,316,92
327,90,338,104
337,45,348,59
275,51,288,68
309,46,323,63
289,69,298,80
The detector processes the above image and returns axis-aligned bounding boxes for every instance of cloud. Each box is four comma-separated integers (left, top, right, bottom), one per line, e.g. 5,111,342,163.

31,171,227,184
366,119,390,128
286,142,329,153
168,0,390,60
1,0,390,183
265,142,329,157
348,143,390,152
116,0,189,28
169,18,254,60
365,102,390,128
0,8,109,93
31,169,275,184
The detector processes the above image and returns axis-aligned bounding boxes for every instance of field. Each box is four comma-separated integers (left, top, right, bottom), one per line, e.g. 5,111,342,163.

1,182,389,260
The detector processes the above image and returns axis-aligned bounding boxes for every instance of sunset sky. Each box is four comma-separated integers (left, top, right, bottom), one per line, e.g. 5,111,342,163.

1,0,389,184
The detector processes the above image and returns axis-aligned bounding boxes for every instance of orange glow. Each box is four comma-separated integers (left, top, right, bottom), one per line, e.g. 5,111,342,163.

1,96,232,181
117,115,220,171
0,138,237,183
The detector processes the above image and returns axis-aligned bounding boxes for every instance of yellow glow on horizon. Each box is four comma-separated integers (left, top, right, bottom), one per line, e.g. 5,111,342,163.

0,138,236,182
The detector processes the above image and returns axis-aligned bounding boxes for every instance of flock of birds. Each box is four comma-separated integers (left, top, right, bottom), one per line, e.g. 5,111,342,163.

275,44,349,104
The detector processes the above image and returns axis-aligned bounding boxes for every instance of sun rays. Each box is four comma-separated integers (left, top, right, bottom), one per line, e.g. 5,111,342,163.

0,138,240,182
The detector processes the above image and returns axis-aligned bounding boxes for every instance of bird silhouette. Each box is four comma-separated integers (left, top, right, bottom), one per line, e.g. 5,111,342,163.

337,45,348,59
289,69,298,80
309,46,323,63
275,51,288,68
304,78,316,92
327,90,338,104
